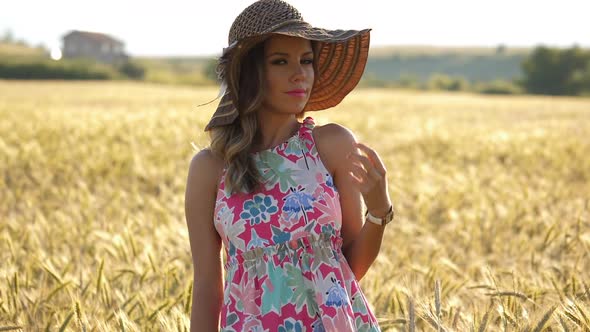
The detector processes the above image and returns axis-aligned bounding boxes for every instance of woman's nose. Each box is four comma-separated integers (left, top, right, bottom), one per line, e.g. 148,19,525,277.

291,63,306,81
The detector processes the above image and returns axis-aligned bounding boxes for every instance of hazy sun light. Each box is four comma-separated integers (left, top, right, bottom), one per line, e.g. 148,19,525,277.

50,46,62,60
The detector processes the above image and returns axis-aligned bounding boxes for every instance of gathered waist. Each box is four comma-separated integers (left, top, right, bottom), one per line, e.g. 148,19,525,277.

224,232,343,269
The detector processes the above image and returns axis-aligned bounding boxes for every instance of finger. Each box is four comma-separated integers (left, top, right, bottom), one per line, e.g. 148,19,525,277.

354,160,381,182
367,166,384,183
348,170,369,191
355,142,387,175
348,163,374,189
349,163,370,184
347,152,373,174
351,168,379,195
348,152,385,184
349,172,371,193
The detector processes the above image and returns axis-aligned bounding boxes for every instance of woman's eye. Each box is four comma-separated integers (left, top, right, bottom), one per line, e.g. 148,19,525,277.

270,58,313,65
271,59,287,65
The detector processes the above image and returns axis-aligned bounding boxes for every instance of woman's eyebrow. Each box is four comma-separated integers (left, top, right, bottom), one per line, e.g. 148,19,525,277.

266,51,314,58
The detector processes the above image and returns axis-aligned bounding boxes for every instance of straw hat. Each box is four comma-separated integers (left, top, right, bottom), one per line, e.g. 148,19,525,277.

204,0,371,131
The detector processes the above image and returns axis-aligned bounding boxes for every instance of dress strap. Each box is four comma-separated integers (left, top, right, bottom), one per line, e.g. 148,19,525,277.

301,116,315,130
299,116,318,156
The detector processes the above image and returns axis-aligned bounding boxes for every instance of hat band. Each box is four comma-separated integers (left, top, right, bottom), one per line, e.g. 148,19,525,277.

262,18,308,34
227,19,308,49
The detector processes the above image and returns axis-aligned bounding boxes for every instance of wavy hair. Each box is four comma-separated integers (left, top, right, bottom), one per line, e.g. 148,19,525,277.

209,38,315,194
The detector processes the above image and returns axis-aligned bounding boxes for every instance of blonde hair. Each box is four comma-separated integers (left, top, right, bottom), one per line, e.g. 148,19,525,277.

209,39,315,194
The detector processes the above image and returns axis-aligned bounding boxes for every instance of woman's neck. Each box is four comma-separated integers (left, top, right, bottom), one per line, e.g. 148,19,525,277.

252,113,300,152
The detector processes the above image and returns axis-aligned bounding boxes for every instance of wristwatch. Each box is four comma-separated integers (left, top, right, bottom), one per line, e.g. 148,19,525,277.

365,205,394,226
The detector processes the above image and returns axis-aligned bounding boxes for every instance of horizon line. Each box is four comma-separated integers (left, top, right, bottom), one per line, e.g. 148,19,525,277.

130,42,590,58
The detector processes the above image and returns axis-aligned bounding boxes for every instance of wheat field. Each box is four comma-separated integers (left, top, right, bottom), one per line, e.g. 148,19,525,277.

1,80,589,331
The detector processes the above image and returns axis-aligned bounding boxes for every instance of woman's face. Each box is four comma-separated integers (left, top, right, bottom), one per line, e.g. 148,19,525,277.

261,35,314,115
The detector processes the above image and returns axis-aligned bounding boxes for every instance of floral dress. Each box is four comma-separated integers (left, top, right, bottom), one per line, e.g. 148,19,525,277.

214,116,381,331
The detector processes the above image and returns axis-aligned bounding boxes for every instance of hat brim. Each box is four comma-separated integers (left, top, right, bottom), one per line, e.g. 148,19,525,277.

204,23,371,131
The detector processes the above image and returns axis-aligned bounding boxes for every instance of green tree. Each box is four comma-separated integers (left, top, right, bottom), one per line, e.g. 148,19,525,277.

118,61,145,79
474,79,522,95
427,73,469,91
521,45,590,95
570,62,590,95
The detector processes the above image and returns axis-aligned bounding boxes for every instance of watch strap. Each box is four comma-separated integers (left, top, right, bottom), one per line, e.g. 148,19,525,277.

365,205,394,226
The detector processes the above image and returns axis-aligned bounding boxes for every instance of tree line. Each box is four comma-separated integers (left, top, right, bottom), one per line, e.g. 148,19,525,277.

202,45,590,96
521,46,590,96
2,34,588,97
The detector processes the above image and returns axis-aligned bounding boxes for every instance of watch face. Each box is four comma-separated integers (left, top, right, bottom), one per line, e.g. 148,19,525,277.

385,209,394,224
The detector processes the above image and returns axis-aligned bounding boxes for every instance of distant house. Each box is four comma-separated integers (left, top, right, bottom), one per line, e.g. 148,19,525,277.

61,30,128,64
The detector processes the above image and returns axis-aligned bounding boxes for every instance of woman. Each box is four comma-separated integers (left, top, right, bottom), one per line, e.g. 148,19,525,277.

185,0,394,330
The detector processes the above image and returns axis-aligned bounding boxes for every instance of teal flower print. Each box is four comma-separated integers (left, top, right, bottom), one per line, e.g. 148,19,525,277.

285,264,320,317
321,224,335,236
355,317,379,332
284,135,305,156
278,318,303,332
261,263,293,315
256,151,298,192
247,228,269,250
240,194,278,226
228,241,237,256
352,294,369,315
271,225,291,244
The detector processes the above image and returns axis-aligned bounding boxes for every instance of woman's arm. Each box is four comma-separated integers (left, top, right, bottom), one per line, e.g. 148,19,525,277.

314,124,392,280
185,149,224,332
340,140,392,280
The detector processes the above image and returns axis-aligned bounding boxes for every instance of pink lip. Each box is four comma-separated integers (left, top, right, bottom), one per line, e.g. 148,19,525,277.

286,89,307,97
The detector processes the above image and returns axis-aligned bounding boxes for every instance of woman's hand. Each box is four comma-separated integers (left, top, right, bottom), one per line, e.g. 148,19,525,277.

347,142,392,216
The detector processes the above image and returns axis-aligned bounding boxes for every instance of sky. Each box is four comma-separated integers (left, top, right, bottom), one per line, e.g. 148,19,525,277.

1,0,588,57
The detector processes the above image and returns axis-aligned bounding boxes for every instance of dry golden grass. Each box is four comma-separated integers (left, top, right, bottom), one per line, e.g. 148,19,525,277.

1,80,589,331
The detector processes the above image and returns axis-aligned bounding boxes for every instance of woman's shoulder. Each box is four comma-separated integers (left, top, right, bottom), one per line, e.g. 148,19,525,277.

313,122,356,143
312,122,358,174
187,148,225,190
190,148,224,168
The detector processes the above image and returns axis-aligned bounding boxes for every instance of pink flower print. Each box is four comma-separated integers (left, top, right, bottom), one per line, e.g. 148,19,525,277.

312,185,324,201
321,307,356,332
315,172,324,183
215,202,245,252
280,210,300,229
230,273,261,317
242,280,261,316
314,191,342,227
339,264,356,292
